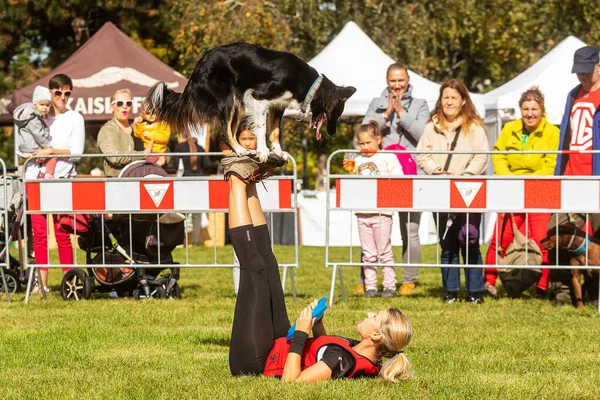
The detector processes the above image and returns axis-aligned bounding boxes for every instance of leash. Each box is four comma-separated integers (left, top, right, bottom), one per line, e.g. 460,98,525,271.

295,74,323,121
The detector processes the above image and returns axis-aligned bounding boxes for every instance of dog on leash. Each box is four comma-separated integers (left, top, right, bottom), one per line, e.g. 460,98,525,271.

144,42,356,163
541,223,600,308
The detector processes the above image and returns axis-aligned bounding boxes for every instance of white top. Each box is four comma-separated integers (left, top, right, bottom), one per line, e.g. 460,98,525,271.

25,110,85,179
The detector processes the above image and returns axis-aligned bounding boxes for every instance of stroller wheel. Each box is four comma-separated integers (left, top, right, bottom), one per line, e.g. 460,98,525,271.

167,283,181,300
133,284,166,300
61,269,92,301
0,269,21,293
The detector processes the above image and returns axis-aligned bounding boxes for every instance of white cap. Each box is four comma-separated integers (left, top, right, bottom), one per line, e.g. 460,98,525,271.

32,86,51,105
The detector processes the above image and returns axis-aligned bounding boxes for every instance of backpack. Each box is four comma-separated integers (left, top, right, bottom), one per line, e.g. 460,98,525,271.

383,144,417,175
497,215,543,297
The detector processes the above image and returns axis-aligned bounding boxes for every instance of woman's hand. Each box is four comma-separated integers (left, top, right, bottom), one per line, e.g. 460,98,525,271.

33,147,54,163
156,156,167,166
295,303,316,334
432,167,449,175
144,138,155,154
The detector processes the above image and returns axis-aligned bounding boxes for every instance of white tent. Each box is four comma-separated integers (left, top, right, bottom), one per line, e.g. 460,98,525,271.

307,21,486,117
484,36,587,125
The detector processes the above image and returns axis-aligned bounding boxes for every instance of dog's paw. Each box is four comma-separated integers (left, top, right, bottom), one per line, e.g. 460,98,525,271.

271,143,286,159
256,146,270,163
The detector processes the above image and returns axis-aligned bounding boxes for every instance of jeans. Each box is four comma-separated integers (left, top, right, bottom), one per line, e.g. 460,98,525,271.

436,213,484,293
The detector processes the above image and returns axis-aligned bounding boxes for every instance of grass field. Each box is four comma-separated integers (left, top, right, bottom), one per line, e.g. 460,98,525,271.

1,245,599,400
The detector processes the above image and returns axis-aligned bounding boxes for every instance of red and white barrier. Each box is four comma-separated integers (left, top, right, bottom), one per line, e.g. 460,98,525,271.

336,178,599,212
26,178,293,213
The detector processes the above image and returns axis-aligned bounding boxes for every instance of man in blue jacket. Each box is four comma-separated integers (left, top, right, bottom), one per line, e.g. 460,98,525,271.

549,45,600,305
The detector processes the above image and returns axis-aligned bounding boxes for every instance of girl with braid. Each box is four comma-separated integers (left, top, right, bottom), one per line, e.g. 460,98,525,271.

224,155,413,382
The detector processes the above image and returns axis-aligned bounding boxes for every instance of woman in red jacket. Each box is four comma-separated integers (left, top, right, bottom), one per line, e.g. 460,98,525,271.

224,157,412,382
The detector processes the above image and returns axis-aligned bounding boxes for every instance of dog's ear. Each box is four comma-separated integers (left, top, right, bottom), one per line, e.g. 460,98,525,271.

338,86,356,101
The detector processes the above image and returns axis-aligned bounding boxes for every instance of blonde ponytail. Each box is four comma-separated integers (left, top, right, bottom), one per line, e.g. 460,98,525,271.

377,308,413,382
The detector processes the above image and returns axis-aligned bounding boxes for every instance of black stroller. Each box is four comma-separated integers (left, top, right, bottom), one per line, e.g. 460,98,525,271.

0,172,27,294
60,161,185,300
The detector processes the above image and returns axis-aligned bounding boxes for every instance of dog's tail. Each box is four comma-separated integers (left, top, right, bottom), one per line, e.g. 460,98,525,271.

144,81,199,137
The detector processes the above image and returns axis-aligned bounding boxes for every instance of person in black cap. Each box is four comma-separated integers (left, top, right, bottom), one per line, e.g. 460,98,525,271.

548,45,600,305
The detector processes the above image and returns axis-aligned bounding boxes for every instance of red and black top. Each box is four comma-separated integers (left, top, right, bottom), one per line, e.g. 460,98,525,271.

263,335,381,379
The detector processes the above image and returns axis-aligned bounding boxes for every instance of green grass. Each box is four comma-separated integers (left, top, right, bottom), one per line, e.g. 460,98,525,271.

1,245,600,400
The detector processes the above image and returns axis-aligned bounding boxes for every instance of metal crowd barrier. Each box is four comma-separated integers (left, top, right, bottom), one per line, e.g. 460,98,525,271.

0,157,11,302
22,152,299,303
325,149,600,314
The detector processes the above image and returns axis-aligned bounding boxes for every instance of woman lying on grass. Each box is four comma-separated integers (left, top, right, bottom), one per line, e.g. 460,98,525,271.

223,149,413,382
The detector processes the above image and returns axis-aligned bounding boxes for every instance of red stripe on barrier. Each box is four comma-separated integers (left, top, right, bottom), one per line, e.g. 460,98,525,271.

279,180,292,209
209,180,230,209
524,180,560,209
72,181,105,211
450,180,486,208
377,179,413,208
336,179,341,208
139,181,174,210
26,182,40,211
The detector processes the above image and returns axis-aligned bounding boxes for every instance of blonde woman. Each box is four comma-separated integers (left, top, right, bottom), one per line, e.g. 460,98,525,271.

97,89,155,177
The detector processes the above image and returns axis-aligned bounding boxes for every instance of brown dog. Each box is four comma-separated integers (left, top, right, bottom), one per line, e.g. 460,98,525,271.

541,223,600,308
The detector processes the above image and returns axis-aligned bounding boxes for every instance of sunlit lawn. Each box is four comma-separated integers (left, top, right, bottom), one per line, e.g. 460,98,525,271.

1,245,599,399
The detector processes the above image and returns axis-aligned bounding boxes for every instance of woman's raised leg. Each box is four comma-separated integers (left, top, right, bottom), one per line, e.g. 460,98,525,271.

229,176,275,376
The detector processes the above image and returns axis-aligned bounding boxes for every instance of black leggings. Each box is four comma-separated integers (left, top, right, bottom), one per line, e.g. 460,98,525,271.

229,224,290,376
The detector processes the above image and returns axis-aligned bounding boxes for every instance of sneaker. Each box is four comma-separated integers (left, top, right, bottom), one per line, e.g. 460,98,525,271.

466,293,483,304
399,283,416,295
365,289,378,298
484,282,498,299
442,292,460,303
382,289,396,298
354,284,365,295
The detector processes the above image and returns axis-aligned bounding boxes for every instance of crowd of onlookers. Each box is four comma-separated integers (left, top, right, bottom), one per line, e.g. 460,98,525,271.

345,45,600,306
12,45,600,305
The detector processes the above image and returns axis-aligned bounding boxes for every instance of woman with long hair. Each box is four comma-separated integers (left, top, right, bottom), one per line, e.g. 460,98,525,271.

225,155,413,382
416,78,490,304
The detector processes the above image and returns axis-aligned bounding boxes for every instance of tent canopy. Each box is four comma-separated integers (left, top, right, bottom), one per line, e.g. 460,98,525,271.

483,36,587,124
2,22,188,122
307,21,485,117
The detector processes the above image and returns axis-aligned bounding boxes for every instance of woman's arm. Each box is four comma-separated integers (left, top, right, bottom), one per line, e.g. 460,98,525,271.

416,125,440,174
491,124,512,175
533,125,560,176
463,125,490,175
282,304,333,382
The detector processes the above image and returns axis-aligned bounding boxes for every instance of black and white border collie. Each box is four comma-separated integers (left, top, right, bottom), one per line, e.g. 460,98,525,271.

144,42,356,162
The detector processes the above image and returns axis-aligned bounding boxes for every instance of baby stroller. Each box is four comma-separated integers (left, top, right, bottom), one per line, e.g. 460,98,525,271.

60,161,185,301
0,172,27,294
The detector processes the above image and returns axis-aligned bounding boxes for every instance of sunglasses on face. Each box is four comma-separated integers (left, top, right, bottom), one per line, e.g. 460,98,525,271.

111,100,133,107
53,90,72,97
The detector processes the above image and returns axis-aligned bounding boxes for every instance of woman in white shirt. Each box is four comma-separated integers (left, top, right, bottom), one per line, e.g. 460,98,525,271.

28,74,85,293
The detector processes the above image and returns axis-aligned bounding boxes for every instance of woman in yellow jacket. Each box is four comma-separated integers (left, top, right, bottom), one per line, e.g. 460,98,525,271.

484,87,560,299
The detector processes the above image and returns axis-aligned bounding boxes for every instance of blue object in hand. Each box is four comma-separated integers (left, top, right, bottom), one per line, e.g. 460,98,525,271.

286,297,327,340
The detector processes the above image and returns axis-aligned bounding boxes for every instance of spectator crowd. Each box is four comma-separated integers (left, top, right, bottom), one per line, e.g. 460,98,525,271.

12,45,600,306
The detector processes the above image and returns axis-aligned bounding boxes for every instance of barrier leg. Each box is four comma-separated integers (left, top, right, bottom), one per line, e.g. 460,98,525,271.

339,266,347,303
0,268,11,303
289,268,297,302
24,265,35,304
281,266,288,292
329,265,337,307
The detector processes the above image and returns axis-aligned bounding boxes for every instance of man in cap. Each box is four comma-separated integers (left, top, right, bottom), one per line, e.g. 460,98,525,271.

549,45,600,305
